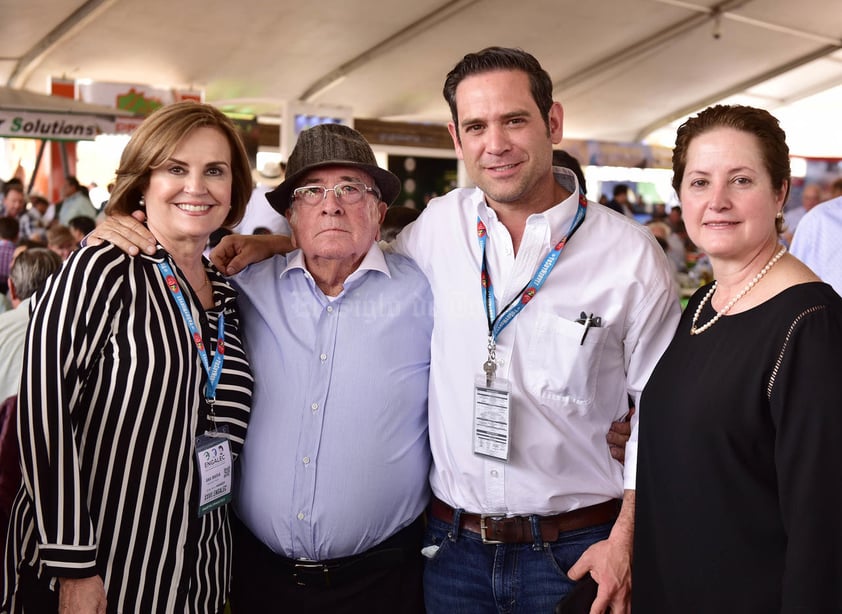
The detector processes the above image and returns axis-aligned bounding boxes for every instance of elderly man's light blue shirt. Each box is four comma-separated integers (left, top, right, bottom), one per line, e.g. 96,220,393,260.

232,243,432,560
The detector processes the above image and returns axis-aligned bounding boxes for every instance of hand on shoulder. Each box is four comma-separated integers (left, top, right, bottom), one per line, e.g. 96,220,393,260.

88,210,156,256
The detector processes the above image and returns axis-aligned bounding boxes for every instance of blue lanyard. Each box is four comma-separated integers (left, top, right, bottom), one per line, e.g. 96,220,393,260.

157,262,225,405
477,190,587,343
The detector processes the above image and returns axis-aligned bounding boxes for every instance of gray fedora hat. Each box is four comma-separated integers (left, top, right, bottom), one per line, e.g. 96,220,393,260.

266,123,401,215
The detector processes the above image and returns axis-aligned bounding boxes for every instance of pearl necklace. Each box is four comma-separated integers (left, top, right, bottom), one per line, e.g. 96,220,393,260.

690,246,787,335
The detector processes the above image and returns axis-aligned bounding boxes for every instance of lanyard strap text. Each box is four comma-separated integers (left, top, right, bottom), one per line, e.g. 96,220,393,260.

477,191,587,342
157,262,225,404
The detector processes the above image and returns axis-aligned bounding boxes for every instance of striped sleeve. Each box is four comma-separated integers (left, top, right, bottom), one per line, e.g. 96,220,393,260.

18,245,128,577
8,244,253,611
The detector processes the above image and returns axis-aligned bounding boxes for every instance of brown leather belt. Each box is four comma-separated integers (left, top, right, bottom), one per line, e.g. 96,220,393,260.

430,497,621,544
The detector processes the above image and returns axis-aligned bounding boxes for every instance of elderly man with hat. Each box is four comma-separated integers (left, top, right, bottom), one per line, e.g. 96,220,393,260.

88,123,433,613
227,123,432,612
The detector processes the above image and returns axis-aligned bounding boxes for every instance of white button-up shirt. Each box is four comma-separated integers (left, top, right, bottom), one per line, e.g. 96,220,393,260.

394,169,680,515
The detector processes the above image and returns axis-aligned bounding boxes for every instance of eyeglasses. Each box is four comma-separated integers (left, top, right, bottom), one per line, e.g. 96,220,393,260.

291,181,381,207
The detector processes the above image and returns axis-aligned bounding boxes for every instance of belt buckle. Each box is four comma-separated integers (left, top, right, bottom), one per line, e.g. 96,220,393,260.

293,561,331,587
479,515,505,544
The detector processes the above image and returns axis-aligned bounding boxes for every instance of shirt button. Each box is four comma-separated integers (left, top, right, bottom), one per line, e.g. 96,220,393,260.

311,402,319,411
491,469,499,478
326,306,334,313
320,353,327,361
303,456,310,465
297,512,305,520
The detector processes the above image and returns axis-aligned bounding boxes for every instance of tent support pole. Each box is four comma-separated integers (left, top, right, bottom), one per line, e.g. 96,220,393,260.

27,140,47,194
59,141,70,178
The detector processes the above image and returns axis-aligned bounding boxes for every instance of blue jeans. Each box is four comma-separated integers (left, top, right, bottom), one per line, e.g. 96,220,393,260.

422,511,613,614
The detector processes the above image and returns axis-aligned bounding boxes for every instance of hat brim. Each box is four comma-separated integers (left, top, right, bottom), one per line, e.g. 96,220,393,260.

266,160,401,215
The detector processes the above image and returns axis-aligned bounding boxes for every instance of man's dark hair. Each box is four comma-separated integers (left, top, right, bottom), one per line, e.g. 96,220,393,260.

613,184,629,198
0,216,20,240
552,150,587,195
443,47,554,133
2,178,23,196
28,194,49,208
68,216,96,236
3,184,23,199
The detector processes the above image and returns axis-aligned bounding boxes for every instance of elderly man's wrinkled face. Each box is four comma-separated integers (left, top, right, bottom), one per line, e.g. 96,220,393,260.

287,165,386,268
4,189,25,217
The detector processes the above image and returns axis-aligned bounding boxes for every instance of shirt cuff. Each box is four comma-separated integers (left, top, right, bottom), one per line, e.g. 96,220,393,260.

623,441,637,490
38,543,98,578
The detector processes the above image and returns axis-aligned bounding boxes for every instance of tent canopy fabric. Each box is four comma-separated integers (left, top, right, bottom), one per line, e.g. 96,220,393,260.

2,0,841,156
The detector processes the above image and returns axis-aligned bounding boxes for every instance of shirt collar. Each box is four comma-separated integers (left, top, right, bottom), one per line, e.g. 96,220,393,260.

473,167,584,238
544,167,583,233
281,242,392,285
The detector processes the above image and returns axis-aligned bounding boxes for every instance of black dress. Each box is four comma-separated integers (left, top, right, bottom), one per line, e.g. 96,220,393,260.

634,282,842,613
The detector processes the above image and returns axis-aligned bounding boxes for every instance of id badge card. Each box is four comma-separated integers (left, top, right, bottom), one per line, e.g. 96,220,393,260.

195,426,232,516
473,375,511,461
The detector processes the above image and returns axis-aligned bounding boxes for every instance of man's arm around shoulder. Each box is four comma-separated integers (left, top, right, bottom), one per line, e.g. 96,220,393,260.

88,209,293,274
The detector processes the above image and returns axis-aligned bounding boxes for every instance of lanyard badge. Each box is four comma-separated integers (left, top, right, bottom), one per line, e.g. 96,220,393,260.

157,261,233,515
157,261,225,417
472,193,587,461
196,428,233,516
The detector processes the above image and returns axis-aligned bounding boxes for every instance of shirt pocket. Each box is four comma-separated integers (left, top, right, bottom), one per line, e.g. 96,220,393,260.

524,312,607,405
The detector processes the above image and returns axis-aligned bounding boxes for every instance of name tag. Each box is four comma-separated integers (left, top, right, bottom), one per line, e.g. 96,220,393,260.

196,430,233,516
473,375,511,462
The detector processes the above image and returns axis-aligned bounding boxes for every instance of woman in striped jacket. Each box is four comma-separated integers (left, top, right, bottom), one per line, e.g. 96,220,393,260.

2,101,254,613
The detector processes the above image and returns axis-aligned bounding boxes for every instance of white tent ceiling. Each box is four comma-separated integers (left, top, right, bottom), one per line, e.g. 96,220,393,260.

3,0,842,157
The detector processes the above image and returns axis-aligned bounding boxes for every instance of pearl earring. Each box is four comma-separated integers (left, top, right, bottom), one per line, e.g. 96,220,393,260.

139,196,145,207
775,211,783,220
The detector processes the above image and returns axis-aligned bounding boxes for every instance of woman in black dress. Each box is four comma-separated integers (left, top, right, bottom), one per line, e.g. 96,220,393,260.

633,105,842,612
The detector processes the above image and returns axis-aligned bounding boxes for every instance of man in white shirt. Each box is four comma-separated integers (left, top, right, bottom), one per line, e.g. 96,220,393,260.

389,47,679,613
233,161,292,236
790,195,842,295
